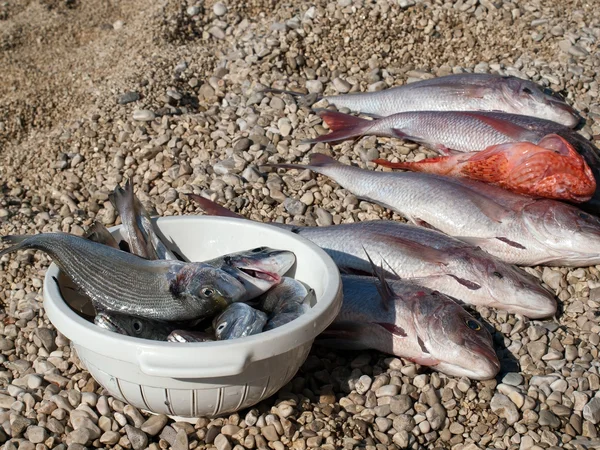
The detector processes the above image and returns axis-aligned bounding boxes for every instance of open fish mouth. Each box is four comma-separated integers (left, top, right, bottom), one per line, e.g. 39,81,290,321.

238,267,281,283
94,314,126,335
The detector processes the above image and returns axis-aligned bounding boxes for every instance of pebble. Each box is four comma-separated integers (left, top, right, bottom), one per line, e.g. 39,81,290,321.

583,398,600,424
117,92,140,104
132,110,155,121
213,2,227,16
491,394,520,425
141,415,168,436
306,80,323,94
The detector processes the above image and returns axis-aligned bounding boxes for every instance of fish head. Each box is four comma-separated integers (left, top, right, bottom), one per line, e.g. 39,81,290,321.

94,312,171,341
173,263,248,316
523,201,600,262
413,297,500,380
167,330,215,343
459,249,557,318
212,303,263,340
501,77,579,127
219,247,296,298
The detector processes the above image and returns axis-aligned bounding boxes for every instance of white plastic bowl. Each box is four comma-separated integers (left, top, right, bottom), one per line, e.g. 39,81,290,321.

43,215,342,419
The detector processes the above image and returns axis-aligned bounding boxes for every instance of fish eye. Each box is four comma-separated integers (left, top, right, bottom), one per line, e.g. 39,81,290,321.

466,319,481,331
578,212,590,220
492,271,504,279
201,287,215,298
133,320,142,333
217,323,227,331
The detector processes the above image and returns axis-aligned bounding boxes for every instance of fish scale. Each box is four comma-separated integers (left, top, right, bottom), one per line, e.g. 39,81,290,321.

0,233,246,321
269,153,600,267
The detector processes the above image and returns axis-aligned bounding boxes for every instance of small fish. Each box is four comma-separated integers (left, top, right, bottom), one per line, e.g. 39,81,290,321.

213,303,268,340
265,73,579,127
202,245,296,302
187,195,558,318
167,330,216,342
109,179,178,260
317,268,500,380
260,277,315,330
374,134,596,203
94,311,174,341
0,233,247,321
265,153,600,267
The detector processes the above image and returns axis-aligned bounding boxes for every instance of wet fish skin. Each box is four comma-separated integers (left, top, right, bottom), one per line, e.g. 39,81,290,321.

374,134,596,203
260,277,314,330
109,179,178,260
167,330,216,342
267,153,600,267
94,311,174,341
317,272,500,380
84,222,121,249
187,195,557,319
0,233,247,321
267,73,579,127
213,302,268,340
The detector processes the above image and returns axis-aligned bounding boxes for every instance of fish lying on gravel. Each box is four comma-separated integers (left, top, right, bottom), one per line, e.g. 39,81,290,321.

0,233,247,321
374,134,596,203
109,179,178,260
94,311,174,341
260,277,315,330
167,330,216,342
266,73,579,127
213,302,268,340
266,153,600,267
317,266,500,380
188,195,557,318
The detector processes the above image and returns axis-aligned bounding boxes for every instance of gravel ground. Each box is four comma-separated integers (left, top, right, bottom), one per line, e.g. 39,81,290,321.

2,0,600,449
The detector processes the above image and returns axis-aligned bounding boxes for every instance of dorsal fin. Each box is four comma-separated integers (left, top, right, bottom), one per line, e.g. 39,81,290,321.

362,246,394,311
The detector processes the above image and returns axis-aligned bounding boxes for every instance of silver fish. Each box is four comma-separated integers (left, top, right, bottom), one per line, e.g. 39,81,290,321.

213,302,268,340
167,330,216,342
84,221,121,249
317,271,500,380
260,277,314,330
109,179,178,260
267,153,600,267
0,233,246,321
203,246,296,301
188,195,557,318
266,73,579,127
94,311,174,341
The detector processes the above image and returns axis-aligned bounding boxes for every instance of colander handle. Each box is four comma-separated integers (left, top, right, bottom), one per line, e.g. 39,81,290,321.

137,350,250,378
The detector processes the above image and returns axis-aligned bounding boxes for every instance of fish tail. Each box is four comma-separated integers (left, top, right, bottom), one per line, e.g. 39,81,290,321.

187,194,247,219
263,152,342,173
0,235,35,260
301,110,373,144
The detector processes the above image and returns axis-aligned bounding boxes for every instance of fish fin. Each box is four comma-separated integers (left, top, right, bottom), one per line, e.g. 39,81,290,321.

0,235,33,260
372,232,450,267
496,236,527,250
462,112,535,141
447,274,482,290
187,193,246,219
264,152,342,172
459,190,513,223
408,354,441,366
453,235,526,250
376,323,407,337
362,246,394,311
301,110,372,144
84,221,120,249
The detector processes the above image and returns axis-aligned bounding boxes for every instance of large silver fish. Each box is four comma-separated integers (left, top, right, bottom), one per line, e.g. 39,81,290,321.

188,195,557,318
94,311,174,341
317,270,501,380
213,303,268,340
260,277,314,330
109,179,178,260
267,154,600,267
0,233,246,321
266,73,579,127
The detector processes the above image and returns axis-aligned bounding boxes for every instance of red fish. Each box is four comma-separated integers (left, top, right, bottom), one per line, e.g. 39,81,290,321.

373,134,596,203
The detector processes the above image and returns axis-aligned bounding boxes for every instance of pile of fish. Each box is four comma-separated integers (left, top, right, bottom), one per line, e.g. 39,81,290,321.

0,180,316,343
